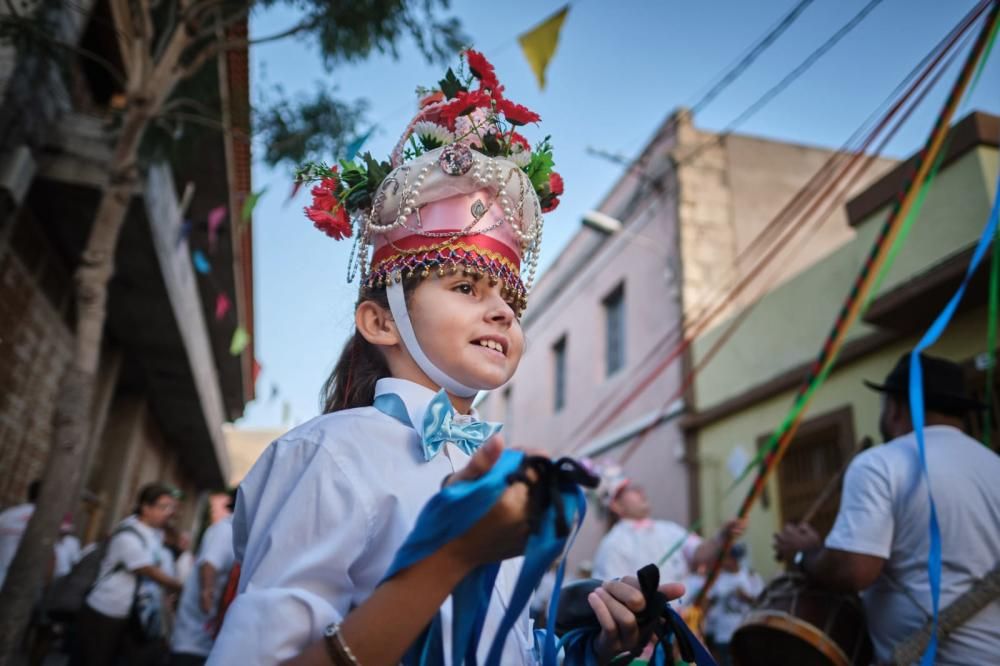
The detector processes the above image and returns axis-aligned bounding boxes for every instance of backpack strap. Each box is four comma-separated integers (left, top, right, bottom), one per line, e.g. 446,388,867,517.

91,524,149,589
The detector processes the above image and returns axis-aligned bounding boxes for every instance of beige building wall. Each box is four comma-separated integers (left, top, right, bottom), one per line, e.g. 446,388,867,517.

223,425,286,487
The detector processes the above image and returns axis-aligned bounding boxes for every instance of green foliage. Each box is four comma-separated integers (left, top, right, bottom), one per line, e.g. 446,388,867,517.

438,67,466,99
256,0,466,70
525,136,555,192
257,88,368,166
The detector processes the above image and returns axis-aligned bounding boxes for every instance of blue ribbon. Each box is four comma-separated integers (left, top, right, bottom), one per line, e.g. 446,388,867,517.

374,390,502,462
381,450,589,666
909,167,1000,665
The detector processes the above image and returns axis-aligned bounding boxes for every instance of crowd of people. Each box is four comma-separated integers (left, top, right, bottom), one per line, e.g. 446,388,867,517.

0,483,236,666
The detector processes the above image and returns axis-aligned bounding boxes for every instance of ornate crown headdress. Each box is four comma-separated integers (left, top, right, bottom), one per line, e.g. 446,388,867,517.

295,49,562,314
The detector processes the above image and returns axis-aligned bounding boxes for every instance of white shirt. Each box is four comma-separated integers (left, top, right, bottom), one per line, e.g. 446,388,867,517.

592,519,701,592
86,515,161,618
0,503,34,587
53,534,82,578
175,550,195,585
172,516,235,657
705,566,763,644
208,378,534,665
825,426,1000,664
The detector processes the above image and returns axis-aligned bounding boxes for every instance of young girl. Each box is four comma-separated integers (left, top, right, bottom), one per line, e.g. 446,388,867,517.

207,51,683,666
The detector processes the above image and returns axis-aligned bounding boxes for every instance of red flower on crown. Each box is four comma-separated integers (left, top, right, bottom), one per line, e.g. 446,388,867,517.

438,90,493,129
507,131,530,151
305,175,351,240
466,49,499,91
495,98,540,126
549,172,564,196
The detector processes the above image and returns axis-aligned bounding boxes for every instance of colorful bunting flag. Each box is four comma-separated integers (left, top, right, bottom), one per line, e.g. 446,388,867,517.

518,5,569,90
215,293,231,320
192,249,211,274
229,326,250,356
175,219,193,248
241,189,267,223
345,127,375,161
269,383,280,402
208,205,227,251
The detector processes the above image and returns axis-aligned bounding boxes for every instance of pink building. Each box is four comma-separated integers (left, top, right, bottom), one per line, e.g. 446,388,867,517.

477,109,894,575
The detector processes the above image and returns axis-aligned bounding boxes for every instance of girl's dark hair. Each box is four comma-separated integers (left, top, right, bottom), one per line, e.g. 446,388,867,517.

321,279,419,413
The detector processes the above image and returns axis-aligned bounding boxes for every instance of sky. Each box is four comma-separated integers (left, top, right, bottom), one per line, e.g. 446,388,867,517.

236,0,1000,429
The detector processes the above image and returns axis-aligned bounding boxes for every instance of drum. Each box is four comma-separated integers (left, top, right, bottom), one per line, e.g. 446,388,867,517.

730,573,873,666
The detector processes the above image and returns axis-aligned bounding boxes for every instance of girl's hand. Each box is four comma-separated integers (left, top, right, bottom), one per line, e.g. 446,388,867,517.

588,577,686,665
442,437,536,569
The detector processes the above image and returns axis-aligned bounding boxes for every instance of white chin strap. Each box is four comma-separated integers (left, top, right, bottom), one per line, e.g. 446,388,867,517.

387,280,480,398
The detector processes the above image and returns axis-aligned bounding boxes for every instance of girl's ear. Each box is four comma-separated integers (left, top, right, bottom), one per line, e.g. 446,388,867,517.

356,300,400,347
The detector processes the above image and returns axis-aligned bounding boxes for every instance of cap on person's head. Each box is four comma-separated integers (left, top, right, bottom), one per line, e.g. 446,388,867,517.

59,513,75,534
864,352,983,415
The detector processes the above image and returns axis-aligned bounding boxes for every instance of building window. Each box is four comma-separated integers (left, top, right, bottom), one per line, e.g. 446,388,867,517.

604,283,625,376
553,336,567,412
761,406,857,538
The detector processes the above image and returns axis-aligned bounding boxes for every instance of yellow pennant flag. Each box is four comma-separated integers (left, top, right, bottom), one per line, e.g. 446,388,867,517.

518,5,569,90
229,326,250,356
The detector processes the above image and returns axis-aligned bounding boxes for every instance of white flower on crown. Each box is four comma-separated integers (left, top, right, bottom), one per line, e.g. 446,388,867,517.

412,121,455,147
509,142,532,168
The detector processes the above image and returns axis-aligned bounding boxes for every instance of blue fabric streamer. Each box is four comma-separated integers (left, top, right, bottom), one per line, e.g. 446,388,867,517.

380,448,589,666
909,167,1000,665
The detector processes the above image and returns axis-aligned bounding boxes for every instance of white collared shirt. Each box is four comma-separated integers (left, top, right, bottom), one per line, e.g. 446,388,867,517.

208,378,534,665
86,515,161,618
592,519,701,600
172,516,235,657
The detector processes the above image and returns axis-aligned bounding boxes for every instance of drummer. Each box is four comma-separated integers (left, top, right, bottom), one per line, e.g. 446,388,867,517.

773,353,1000,664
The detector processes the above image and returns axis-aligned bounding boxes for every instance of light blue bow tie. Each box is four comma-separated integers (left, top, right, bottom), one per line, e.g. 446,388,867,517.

373,389,503,462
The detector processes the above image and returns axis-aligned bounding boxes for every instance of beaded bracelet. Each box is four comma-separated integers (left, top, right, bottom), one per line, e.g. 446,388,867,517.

323,623,360,665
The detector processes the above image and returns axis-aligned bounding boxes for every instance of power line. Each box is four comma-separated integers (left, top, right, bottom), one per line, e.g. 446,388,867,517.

676,0,888,166
597,0,817,162
689,0,817,117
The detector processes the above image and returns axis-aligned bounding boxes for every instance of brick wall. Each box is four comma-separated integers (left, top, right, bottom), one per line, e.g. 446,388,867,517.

0,214,74,508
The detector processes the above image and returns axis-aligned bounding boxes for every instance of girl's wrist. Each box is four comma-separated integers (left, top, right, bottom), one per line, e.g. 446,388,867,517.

434,539,480,579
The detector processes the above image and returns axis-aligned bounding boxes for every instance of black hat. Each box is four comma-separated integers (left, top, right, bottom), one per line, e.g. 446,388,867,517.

864,352,984,413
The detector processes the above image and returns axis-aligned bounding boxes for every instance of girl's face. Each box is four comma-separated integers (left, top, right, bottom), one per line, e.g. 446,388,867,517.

406,272,524,391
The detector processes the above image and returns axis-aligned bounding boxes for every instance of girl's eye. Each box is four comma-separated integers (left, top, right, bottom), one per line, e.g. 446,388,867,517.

454,282,474,295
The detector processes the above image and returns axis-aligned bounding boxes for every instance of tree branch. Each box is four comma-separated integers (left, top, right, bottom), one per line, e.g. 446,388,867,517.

108,0,135,78
180,15,319,79
188,2,251,43
134,0,154,48
0,15,127,87
160,110,251,144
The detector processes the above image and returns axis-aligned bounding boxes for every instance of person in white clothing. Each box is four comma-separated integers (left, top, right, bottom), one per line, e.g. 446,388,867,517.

53,515,82,579
74,483,184,666
170,515,235,666
774,353,1000,664
704,544,762,666
593,480,745,595
208,50,685,666
0,480,41,587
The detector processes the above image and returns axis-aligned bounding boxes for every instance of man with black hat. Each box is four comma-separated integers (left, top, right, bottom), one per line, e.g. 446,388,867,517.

773,352,1000,664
